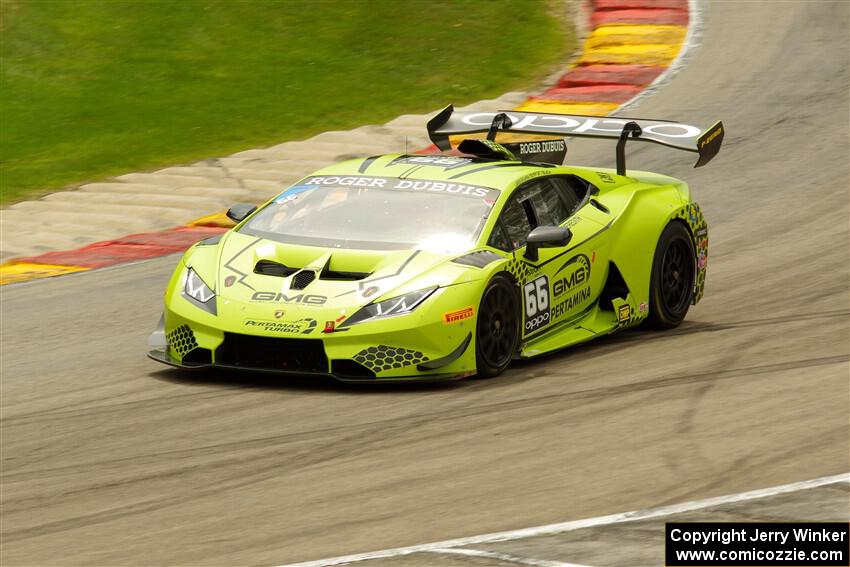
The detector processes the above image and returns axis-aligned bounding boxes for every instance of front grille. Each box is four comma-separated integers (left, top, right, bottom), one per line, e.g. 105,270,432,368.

215,333,328,373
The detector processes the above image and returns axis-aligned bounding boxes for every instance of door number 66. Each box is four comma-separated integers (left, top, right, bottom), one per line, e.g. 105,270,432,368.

524,276,549,317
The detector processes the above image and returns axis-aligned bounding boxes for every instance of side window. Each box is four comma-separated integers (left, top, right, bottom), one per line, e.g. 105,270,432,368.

548,177,586,218
525,180,571,227
488,176,593,252
487,221,512,252
497,198,532,250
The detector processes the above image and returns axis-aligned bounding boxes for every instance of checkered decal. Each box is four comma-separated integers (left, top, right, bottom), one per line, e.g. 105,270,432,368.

673,203,708,304
167,325,198,358
505,256,533,283
353,345,428,373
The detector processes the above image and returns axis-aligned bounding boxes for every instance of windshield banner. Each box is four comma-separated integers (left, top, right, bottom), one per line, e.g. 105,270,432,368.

277,175,500,201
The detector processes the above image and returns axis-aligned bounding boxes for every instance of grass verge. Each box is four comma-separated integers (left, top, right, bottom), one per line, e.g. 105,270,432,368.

0,0,574,203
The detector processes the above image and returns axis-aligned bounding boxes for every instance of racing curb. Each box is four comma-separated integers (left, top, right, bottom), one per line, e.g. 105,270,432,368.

0,0,691,286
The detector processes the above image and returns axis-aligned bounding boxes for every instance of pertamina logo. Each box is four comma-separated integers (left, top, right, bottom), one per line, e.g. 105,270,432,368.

244,318,317,335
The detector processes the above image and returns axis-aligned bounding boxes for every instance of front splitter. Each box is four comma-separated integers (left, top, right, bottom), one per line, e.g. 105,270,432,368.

146,349,466,384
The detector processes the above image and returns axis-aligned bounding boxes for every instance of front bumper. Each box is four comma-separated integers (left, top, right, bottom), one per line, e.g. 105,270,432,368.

146,347,466,383
148,296,478,382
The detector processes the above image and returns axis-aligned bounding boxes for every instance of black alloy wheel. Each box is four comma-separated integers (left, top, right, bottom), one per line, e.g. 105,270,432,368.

475,275,519,378
647,221,696,329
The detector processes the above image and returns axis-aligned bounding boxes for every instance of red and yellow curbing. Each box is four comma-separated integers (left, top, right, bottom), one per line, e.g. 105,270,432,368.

3,227,227,279
557,63,667,87
527,0,689,114
0,262,88,285
1,0,690,285
436,0,690,149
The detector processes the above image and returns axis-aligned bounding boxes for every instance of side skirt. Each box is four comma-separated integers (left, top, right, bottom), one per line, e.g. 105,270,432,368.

519,302,618,358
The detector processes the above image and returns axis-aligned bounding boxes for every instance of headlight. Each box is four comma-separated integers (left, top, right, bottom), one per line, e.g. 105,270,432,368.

340,287,437,327
182,268,217,314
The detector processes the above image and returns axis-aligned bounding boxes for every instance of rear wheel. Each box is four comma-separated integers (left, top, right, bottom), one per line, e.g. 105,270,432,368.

475,274,519,378
647,222,696,329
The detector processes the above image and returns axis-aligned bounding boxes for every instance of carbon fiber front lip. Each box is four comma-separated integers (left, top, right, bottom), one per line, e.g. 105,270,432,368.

417,333,472,371
146,349,463,383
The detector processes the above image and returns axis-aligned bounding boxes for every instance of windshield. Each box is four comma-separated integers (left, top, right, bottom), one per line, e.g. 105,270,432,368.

239,175,500,252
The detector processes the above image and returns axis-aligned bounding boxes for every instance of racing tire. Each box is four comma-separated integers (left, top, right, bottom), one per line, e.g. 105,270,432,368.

646,221,696,329
475,274,520,378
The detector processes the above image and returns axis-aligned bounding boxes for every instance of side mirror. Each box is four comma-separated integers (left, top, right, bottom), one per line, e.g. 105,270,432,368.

226,203,257,223
524,226,572,262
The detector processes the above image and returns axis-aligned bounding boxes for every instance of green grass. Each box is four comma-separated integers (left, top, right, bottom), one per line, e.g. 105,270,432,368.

0,0,574,203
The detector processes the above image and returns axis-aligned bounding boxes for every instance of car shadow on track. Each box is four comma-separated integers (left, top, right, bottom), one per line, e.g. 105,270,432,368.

148,309,849,393
146,319,714,394
148,366,469,394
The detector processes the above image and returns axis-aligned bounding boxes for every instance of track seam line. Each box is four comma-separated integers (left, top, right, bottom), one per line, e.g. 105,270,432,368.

277,473,849,567
424,547,592,567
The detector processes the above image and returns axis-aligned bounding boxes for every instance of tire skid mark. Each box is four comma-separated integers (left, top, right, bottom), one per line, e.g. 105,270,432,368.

277,476,850,567
423,547,590,567
671,309,849,335
661,333,762,480
4,308,846,428
0,383,261,424
1,401,400,484
653,425,850,510
1,422,409,543
518,309,849,366
609,309,849,346
3,354,846,486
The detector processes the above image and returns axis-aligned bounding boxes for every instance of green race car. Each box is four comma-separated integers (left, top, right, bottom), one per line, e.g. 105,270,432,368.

148,106,724,381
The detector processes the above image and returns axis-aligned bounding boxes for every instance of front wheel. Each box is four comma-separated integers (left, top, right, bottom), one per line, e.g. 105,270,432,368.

646,221,696,329
475,274,519,378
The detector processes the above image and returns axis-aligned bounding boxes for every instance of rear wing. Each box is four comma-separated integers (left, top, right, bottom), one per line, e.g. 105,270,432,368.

426,104,724,174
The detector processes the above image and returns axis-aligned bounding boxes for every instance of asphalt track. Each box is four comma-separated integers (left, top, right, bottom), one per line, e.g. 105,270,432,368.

1,1,848,565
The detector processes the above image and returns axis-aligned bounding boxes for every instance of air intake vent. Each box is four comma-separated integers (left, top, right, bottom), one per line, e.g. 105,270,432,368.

255,260,299,277
216,334,328,373
452,250,502,268
331,360,377,379
166,325,198,358
319,267,371,281
291,269,316,290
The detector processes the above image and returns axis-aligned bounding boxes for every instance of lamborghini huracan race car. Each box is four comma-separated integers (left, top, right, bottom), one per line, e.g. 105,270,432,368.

148,106,723,381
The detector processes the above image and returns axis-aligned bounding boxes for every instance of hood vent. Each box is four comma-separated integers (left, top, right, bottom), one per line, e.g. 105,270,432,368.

319,265,371,281
291,269,316,290
255,258,372,282
255,260,299,277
